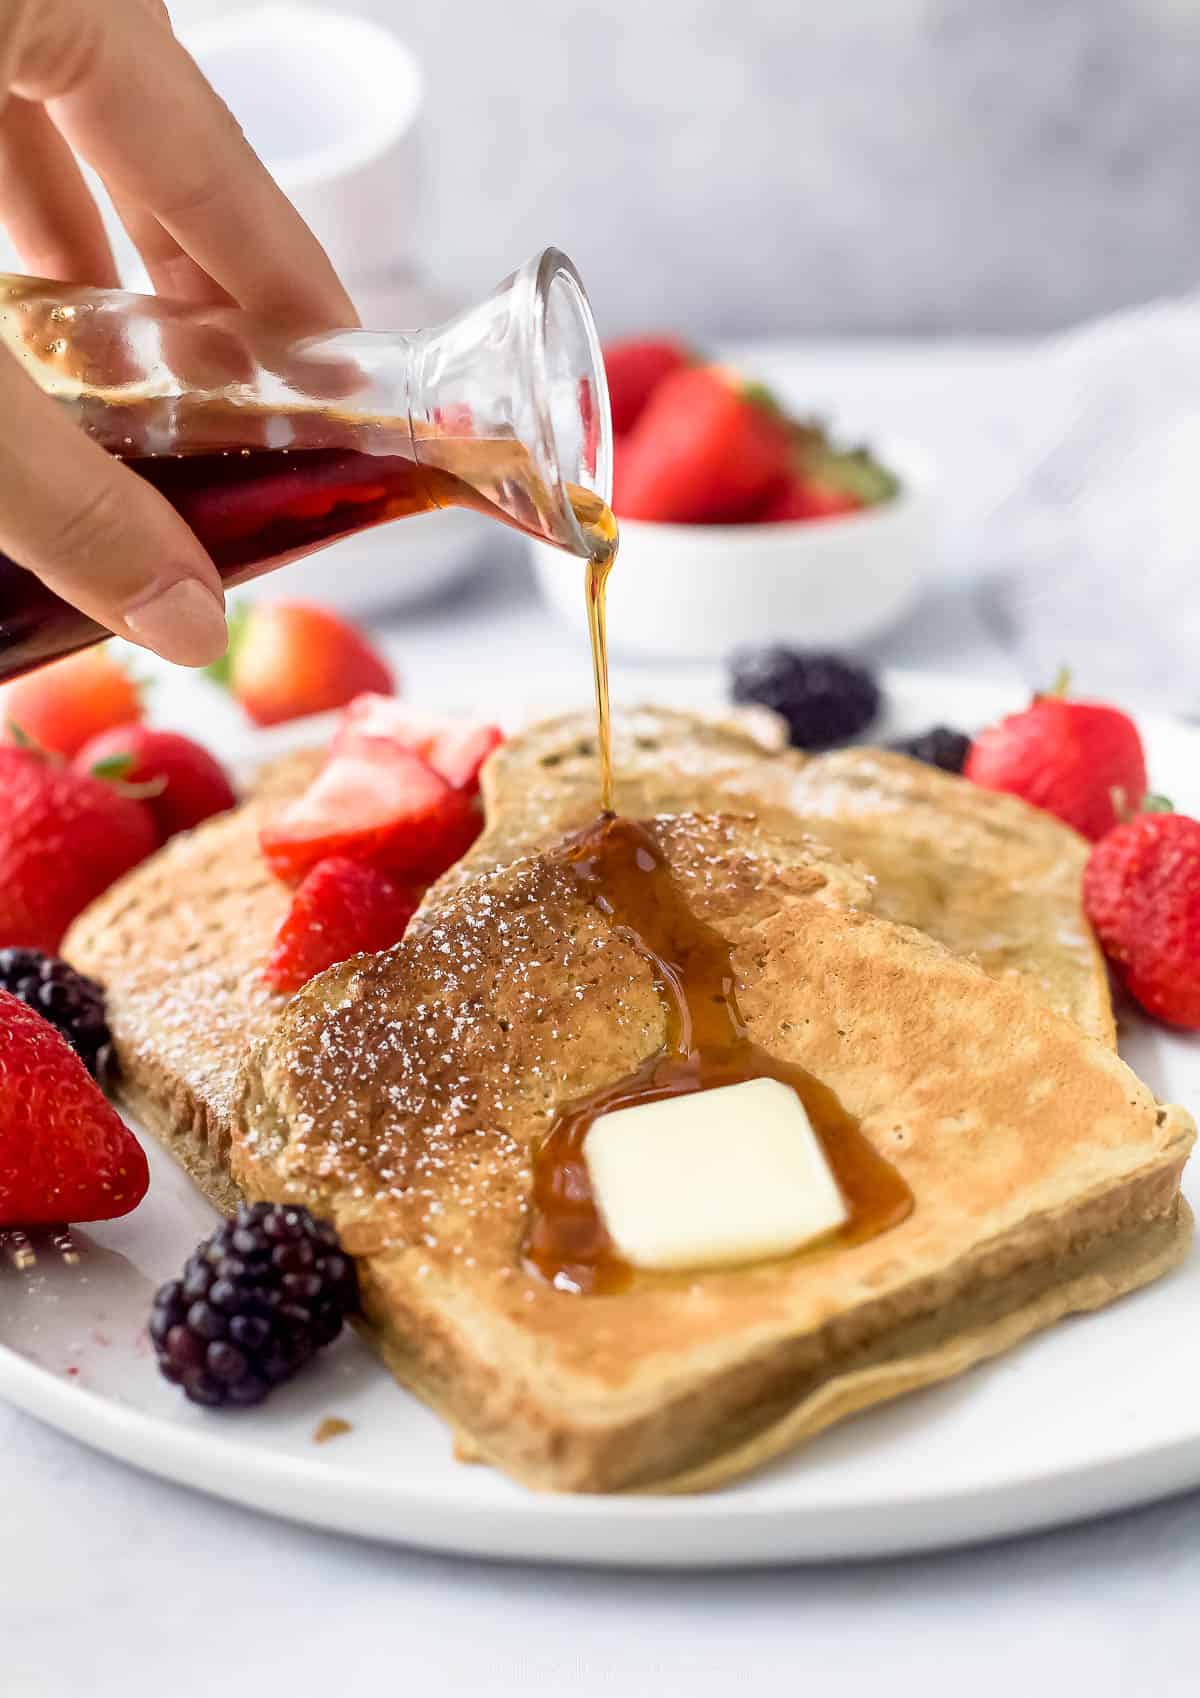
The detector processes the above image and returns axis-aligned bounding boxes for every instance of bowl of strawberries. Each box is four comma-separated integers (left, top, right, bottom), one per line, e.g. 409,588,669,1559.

533,337,935,660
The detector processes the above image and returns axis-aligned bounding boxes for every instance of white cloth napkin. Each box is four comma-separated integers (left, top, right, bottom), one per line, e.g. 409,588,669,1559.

978,295,1200,714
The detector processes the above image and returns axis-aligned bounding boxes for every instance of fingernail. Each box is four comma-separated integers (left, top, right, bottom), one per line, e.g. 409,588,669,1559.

124,579,228,667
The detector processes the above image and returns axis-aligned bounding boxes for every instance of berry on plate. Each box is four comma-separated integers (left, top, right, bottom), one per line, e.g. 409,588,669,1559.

730,648,881,749
260,740,480,887
0,949,112,1080
965,687,1146,841
888,726,973,775
213,601,395,727
0,747,158,952
264,856,419,993
75,723,237,844
150,1202,358,1408
603,336,692,436
0,647,142,758
1083,807,1200,1030
332,694,503,793
615,365,793,523
0,990,148,1226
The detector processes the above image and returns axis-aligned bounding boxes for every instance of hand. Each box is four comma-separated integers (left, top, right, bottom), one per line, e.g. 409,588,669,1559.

0,0,357,666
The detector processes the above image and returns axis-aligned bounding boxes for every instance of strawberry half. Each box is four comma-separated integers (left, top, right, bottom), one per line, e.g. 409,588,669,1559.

261,743,481,886
0,990,149,1226
264,857,419,993
332,694,503,793
615,365,792,523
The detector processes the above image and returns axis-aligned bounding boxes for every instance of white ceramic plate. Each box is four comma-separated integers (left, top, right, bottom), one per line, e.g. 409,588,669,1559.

2,670,1198,1568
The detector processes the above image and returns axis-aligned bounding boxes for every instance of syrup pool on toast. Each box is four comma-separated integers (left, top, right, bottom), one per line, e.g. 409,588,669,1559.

525,821,913,1294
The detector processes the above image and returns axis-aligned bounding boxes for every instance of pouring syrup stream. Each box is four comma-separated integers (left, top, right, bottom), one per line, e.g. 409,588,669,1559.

524,484,912,1294
566,481,619,813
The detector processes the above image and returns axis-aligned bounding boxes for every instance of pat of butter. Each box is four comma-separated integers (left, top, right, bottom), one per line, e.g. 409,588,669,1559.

583,1077,849,1272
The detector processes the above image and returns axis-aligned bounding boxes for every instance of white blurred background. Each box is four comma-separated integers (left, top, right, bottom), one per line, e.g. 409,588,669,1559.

170,0,1200,337
5,0,1199,707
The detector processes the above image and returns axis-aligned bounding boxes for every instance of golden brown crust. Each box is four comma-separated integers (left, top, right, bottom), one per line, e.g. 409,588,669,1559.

123,1035,1193,1495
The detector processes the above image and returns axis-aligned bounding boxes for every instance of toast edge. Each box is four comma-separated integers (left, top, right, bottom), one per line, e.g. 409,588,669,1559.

116,1073,1194,1494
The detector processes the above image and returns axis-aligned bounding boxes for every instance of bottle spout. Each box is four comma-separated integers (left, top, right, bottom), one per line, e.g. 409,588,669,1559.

406,249,614,561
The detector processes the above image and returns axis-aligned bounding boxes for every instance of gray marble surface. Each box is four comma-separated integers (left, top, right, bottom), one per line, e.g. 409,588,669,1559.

174,0,1200,337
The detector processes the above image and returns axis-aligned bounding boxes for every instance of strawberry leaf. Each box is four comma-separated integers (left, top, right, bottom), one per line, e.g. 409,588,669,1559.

91,754,135,781
741,379,784,416
204,602,250,691
5,719,62,763
1143,793,1175,813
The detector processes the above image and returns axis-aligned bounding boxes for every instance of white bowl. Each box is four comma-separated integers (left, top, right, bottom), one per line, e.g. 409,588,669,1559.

179,4,425,283
531,448,936,661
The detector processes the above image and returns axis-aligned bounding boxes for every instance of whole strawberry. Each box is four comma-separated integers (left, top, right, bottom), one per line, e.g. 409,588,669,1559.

0,747,158,952
1083,808,1200,1030
75,724,237,844
965,688,1146,841
616,365,792,523
215,601,394,728
0,647,143,758
603,336,692,436
0,991,149,1226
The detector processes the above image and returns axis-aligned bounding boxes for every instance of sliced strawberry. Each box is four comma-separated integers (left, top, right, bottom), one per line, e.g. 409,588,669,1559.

413,721,501,792
264,857,419,993
332,694,503,792
333,694,447,752
0,990,149,1226
616,365,792,523
755,474,862,523
603,337,692,436
261,745,481,886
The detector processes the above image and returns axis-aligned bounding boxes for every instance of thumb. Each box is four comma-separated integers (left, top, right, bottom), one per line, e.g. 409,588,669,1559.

0,348,228,667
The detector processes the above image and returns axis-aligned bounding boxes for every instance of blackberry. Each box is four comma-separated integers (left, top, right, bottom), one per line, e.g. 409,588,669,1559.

730,647,881,750
888,726,972,774
150,1202,359,1409
0,948,113,1080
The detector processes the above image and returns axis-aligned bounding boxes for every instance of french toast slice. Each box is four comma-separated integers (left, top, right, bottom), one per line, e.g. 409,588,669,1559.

237,808,1191,1492
64,709,1188,1492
